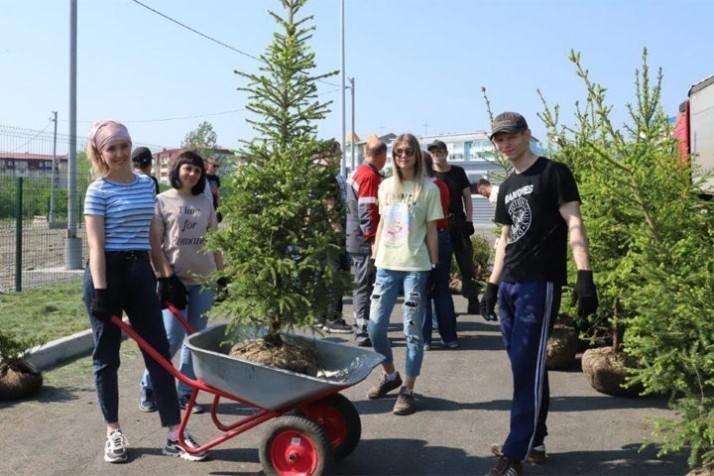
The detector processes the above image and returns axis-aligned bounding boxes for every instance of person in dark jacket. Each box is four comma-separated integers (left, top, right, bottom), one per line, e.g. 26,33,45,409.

345,137,387,346
427,139,480,315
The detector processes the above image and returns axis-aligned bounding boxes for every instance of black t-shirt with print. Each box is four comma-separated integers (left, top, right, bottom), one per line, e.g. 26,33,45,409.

495,156,580,284
435,165,470,216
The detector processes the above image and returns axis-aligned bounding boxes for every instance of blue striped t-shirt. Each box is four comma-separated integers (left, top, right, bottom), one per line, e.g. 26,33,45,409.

84,173,156,251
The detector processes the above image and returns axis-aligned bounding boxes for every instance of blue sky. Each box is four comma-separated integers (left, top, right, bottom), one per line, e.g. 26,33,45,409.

2,0,713,153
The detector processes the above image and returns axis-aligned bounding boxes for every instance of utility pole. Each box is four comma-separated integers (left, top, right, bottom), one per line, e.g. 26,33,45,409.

349,77,355,172
65,0,81,269
49,111,57,224
423,124,429,136
339,0,346,177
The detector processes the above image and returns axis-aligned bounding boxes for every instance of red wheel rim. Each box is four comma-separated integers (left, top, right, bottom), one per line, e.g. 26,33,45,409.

270,430,319,476
305,404,347,449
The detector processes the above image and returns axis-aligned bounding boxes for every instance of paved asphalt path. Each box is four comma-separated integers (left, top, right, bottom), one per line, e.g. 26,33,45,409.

0,295,689,475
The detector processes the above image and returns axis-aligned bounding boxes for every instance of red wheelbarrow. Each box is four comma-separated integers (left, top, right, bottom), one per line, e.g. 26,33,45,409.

111,307,383,476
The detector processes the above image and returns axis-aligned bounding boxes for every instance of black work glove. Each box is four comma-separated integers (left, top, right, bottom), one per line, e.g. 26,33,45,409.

571,270,599,318
158,275,187,309
480,282,499,322
215,276,229,303
465,221,475,236
91,289,114,322
426,270,437,299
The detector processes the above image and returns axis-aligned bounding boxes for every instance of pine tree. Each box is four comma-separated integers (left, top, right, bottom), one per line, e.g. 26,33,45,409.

539,49,714,468
206,0,349,345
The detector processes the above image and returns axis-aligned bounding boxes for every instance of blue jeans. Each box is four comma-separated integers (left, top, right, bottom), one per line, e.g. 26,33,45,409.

368,268,429,378
141,285,214,398
82,252,180,427
423,231,457,345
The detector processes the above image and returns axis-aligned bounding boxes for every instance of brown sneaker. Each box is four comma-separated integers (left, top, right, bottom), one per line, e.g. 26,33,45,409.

367,372,402,399
392,387,417,415
491,443,546,464
487,456,523,476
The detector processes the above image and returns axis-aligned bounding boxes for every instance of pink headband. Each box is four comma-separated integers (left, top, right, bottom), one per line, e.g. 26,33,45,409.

88,120,131,152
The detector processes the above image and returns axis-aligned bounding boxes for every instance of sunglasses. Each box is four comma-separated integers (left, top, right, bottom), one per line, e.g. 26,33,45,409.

394,148,415,157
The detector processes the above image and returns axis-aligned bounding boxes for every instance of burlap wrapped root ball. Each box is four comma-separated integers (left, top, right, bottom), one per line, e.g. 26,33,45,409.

546,324,578,370
581,347,642,397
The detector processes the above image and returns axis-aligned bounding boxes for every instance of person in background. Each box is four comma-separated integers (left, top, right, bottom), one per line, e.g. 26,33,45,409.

131,146,160,195
476,178,499,208
139,151,224,416
366,133,442,416
422,153,458,350
482,112,598,475
316,139,353,334
82,120,207,464
204,156,222,222
427,139,480,315
345,136,387,346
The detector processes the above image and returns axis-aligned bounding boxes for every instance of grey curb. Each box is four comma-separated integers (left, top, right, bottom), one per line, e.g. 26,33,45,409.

25,328,95,370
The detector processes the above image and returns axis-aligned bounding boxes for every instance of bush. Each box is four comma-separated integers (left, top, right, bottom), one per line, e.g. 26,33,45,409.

450,234,492,282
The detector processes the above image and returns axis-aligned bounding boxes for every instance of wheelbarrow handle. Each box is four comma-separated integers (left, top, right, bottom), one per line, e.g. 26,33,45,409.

165,303,197,335
110,315,184,382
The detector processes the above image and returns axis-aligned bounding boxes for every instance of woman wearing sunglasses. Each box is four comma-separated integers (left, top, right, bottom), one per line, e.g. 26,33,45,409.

365,133,442,416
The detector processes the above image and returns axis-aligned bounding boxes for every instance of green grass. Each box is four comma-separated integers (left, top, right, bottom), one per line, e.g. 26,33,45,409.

0,280,88,344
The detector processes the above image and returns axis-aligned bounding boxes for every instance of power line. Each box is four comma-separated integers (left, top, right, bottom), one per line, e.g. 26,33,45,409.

11,121,53,152
129,0,342,88
130,0,261,62
124,108,245,124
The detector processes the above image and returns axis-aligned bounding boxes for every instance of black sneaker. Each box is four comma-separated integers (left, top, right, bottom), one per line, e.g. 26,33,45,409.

392,387,417,415
104,430,128,463
487,456,523,476
178,396,205,414
356,337,372,347
139,387,157,413
491,443,546,464
367,372,402,399
163,433,208,461
323,319,352,334
441,340,459,349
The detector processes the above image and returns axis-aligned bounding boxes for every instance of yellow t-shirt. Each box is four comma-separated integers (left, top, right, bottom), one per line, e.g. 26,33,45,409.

375,178,443,271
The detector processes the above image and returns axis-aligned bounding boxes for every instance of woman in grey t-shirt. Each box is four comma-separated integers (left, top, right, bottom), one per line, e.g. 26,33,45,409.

139,151,224,415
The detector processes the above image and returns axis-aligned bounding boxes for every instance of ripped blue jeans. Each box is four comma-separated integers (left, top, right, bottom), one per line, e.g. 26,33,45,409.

368,268,429,378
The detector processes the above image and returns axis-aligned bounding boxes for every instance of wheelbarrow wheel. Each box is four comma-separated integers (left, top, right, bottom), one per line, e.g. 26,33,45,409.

259,415,332,476
300,393,361,459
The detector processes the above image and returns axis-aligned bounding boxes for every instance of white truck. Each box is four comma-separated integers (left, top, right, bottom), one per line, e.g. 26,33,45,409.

675,75,714,194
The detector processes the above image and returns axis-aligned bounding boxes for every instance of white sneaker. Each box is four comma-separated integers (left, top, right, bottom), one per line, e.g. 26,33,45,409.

104,430,128,463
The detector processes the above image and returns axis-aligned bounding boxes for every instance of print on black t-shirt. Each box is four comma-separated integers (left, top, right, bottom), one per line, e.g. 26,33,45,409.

494,157,580,284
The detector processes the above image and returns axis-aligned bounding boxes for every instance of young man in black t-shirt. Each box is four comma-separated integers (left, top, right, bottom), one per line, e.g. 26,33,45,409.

427,140,480,315
481,112,599,476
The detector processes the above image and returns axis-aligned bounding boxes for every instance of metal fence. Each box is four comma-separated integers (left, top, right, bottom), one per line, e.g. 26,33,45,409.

0,124,91,291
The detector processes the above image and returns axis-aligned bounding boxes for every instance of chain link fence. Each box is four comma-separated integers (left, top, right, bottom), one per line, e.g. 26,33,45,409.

0,124,168,292
0,124,90,291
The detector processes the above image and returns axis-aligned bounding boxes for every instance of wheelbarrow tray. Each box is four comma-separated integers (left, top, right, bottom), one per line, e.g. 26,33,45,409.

186,323,384,410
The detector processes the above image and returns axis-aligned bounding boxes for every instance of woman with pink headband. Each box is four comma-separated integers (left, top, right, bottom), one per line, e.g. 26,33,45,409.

82,120,207,464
